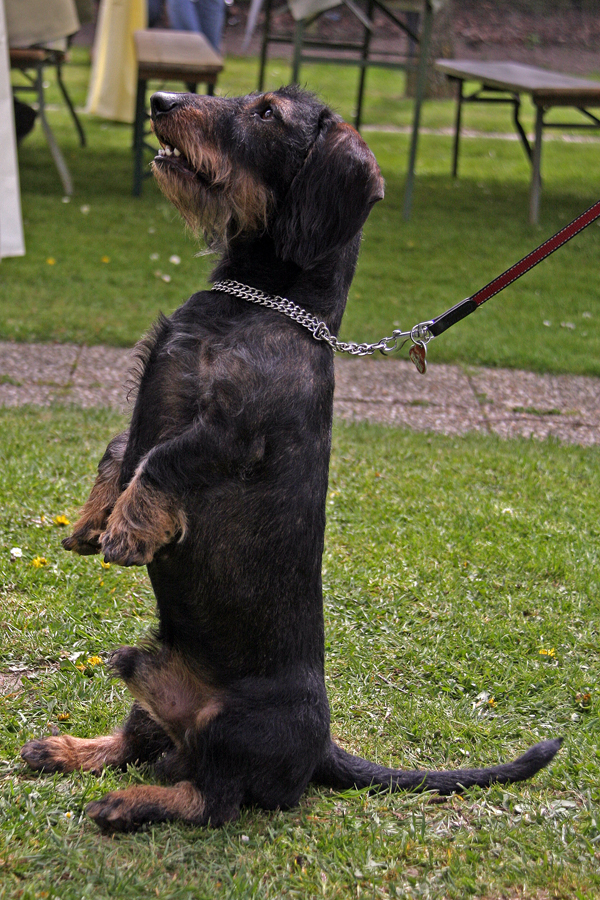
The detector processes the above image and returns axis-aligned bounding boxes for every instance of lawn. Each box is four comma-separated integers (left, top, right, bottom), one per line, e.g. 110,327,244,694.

2,50,600,374
0,407,599,899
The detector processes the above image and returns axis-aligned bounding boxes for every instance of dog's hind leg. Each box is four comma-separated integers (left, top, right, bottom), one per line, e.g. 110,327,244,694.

63,430,129,555
20,701,174,775
109,645,224,748
86,773,246,832
86,781,211,832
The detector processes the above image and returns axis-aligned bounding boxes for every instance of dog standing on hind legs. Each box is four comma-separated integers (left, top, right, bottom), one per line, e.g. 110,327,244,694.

20,86,561,831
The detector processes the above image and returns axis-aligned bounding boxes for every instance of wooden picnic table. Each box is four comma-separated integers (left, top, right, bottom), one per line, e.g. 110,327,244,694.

435,60,600,223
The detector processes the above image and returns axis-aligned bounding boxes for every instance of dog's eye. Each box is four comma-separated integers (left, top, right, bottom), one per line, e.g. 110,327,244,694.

259,107,273,120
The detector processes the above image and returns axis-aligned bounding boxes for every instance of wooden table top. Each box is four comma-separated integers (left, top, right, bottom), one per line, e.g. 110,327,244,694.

435,60,600,102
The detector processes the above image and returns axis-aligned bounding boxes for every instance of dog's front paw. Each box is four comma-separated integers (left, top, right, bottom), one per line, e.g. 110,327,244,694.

100,480,186,567
62,522,103,556
100,525,155,567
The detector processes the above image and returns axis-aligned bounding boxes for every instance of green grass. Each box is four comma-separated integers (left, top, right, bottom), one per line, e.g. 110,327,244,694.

2,50,600,373
1,406,599,898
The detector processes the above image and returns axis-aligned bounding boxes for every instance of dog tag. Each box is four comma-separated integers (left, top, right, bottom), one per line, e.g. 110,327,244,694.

409,341,427,375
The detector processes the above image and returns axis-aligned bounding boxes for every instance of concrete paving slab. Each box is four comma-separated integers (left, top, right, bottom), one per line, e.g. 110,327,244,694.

0,341,599,447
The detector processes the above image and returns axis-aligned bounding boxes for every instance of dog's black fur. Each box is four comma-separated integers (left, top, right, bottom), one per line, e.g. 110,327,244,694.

21,86,560,831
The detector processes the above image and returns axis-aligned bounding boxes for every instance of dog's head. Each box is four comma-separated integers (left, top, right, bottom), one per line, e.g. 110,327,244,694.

150,86,384,268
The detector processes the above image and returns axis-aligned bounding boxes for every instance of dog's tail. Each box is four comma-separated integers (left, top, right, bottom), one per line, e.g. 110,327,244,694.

312,737,562,795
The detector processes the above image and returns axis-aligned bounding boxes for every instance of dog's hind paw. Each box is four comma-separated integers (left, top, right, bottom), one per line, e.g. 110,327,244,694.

87,783,208,831
21,733,127,775
21,738,69,773
86,792,142,832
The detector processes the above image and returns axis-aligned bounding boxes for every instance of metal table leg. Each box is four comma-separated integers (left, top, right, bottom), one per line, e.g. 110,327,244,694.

529,104,544,224
402,0,434,220
451,77,463,177
133,77,147,197
33,63,73,196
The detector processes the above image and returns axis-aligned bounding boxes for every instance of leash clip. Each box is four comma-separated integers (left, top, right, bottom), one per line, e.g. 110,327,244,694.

408,321,433,375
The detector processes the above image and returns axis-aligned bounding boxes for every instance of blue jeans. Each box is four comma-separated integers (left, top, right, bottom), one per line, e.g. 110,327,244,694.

166,0,225,52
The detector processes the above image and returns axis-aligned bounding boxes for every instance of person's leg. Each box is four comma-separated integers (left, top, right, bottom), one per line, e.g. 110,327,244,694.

166,0,202,31
195,0,225,51
148,0,163,27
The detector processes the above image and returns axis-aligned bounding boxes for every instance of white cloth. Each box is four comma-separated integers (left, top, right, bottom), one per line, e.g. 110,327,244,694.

0,0,25,258
288,0,340,21
4,0,80,48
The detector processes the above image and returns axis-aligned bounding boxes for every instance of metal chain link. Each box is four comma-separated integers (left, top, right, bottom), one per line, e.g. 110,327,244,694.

212,279,433,357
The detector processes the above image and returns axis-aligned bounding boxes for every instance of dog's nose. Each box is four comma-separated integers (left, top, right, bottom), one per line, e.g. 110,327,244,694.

151,92,183,116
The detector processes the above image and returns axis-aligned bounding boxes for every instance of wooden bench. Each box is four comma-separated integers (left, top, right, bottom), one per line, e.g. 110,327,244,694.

133,29,224,196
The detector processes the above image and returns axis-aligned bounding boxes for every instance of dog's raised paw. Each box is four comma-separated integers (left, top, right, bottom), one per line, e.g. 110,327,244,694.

100,529,154,567
62,529,102,556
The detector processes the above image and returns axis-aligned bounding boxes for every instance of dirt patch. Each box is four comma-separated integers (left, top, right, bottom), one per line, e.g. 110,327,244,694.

0,670,27,695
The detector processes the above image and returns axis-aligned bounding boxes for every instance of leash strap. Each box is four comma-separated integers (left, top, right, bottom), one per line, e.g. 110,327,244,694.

428,198,600,339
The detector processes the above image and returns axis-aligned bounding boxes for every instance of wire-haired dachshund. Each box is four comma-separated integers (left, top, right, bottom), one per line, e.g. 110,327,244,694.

21,86,561,831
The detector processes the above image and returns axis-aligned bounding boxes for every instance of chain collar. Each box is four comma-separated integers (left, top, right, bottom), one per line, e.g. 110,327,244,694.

212,279,432,358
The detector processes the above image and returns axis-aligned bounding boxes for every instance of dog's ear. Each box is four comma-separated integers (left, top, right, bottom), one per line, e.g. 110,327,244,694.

272,119,384,269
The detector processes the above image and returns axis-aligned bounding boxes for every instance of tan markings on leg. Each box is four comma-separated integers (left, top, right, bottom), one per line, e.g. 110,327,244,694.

63,431,128,555
21,732,127,775
100,474,187,566
112,647,223,746
86,781,207,832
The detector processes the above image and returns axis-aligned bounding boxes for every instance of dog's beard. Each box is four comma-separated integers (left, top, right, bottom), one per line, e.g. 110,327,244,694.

152,157,273,250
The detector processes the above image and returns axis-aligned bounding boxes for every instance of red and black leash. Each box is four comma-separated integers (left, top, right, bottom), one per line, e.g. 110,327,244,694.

405,198,600,373
427,198,600,341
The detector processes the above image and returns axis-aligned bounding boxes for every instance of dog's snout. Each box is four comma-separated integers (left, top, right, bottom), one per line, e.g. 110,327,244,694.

151,92,184,117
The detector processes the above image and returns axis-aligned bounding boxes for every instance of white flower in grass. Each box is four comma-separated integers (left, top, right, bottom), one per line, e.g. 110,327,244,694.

10,547,22,561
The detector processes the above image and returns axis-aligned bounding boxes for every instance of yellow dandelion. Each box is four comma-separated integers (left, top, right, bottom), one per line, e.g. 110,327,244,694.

87,656,102,666
100,560,111,569
32,556,48,568
539,648,556,658
53,514,70,526
75,663,85,672
46,257,56,265
101,255,110,263
57,712,70,721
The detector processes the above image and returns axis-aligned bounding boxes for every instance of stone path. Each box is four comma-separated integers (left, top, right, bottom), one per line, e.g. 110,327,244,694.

1,341,599,447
